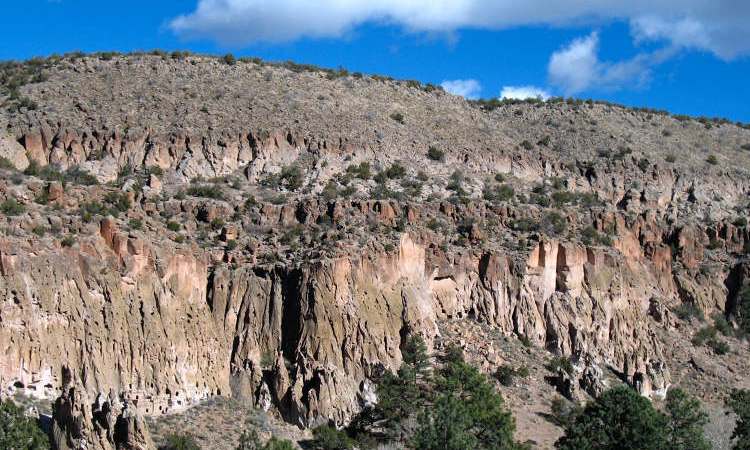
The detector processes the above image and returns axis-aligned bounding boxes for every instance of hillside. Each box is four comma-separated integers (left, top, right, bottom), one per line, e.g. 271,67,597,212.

1,52,749,449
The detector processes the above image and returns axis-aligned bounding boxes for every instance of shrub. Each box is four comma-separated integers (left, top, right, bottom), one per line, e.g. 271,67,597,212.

261,438,294,450
210,218,225,230
1,198,25,216
713,314,733,336
483,183,514,203
541,211,567,236
389,112,405,124
385,162,407,179
411,347,521,450
555,386,668,450
734,217,748,228
738,286,750,335
708,339,730,355
538,135,551,147
345,162,371,180
550,396,583,428
0,156,16,170
511,218,539,233
427,146,445,162
310,425,354,450
61,235,76,248
446,170,466,196
666,154,677,163
104,191,131,214
223,53,236,65
186,185,224,200
727,389,750,450
279,165,304,191
546,356,574,375
664,388,711,450
167,221,181,232
162,433,201,450
375,336,431,435
128,218,143,230
706,154,718,165
0,400,50,450
64,166,98,185
674,303,704,322
519,140,534,150
691,326,717,346
495,365,528,387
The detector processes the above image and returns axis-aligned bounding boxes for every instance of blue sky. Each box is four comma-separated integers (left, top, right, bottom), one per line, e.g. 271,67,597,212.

2,1,749,122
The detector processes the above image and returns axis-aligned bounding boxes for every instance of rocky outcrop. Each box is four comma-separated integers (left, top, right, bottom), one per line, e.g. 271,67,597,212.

2,217,678,427
52,376,155,450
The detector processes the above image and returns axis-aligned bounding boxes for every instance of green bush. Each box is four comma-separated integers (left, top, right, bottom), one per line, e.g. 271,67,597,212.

0,400,50,450
261,438,294,450
186,185,225,200
384,162,407,179
549,397,582,428
483,183,514,203
61,235,76,247
494,365,528,387
734,217,748,228
519,140,534,150
389,112,405,124
1,198,26,216
727,389,750,450
223,53,236,65
427,146,445,162
556,386,666,450
674,303,704,322
708,339,730,355
411,347,522,450
0,156,16,170
375,335,431,436
345,162,371,180
691,326,717,346
541,211,567,236
739,286,750,335
161,433,201,450
280,165,304,191
167,221,181,232
556,386,709,450
546,356,574,375
713,314,733,336
664,388,711,450
129,218,143,230
706,154,718,165
310,425,354,450
104,191,131,214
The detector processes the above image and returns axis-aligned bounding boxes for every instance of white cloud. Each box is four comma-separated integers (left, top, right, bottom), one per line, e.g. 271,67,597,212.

170,1,750,60
547,32,676,94
441,79,482,99
548,32,601,95
500,86,550,101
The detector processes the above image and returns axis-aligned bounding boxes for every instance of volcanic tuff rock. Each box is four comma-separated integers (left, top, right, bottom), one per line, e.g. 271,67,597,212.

0,53,749,443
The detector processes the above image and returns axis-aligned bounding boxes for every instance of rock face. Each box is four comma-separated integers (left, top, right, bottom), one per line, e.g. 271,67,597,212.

0,54,749,435
52,376,155,450
2,226,677,425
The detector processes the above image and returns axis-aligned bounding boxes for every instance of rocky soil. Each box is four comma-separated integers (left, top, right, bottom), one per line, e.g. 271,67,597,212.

1,53,749,448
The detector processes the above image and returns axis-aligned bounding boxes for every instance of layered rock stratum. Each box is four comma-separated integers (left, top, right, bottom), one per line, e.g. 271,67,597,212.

0,53,749,447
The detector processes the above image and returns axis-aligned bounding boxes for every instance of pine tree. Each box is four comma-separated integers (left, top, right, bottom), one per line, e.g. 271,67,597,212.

665,388,710,450
0,401,49,450
555,385,668,450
